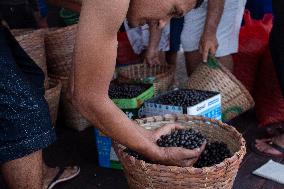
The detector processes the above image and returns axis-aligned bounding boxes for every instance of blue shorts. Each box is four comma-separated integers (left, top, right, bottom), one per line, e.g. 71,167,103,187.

169,17,184,52
0,26,56,164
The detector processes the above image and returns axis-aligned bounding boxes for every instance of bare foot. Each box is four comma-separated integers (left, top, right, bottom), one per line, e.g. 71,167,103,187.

255,134,284,157
43,165,80,189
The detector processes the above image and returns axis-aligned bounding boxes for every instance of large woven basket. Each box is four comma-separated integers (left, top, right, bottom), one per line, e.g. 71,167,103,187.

14,29,49,89
114,114,246,189
188,58,255,121
45,78,62,127
118,64,175,95
45,24,78,77
50,75,91,131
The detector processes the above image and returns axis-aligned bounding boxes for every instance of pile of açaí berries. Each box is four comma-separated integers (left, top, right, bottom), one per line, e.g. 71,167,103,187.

109,83,148,99
125,128,232,168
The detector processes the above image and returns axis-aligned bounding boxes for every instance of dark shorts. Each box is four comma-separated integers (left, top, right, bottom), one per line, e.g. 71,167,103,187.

0,26,56,164
169,17,184,52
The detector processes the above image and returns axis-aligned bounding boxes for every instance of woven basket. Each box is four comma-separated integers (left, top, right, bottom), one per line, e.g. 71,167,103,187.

114,114,246,189
14,29,49,89
45,78,62,127
45,24,78,77
188,58,255,121
49,75,91,131
118,64,175,95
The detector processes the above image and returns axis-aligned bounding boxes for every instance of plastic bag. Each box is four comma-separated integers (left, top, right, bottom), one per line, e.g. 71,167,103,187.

233,10,273,94
254,47,284,127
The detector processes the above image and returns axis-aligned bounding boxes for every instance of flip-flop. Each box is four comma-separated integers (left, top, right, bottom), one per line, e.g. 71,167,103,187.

47,166,80,189
251,140,284,158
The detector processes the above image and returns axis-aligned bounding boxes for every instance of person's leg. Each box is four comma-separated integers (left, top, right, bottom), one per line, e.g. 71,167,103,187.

1,151,43,189
166,17,184,65
184,51,201,76
184,51,233,76
217,55,234,72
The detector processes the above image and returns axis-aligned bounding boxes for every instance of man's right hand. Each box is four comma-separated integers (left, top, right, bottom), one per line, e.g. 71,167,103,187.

142,124,206,167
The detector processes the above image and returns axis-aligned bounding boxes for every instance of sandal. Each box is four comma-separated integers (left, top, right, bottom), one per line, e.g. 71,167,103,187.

251,139,284,158
45,166,80,189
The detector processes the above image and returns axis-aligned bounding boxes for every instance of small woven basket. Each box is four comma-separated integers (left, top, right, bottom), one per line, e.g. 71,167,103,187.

118,64,175,95
14,29,49,89
188,58,255,121
45,24,78,77
45,78,62,127
114,114,246,189
50,75,91,131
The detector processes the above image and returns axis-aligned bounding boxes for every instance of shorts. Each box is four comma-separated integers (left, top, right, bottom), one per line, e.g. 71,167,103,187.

0,26,56,164
181,0,246,57
169,17,184,52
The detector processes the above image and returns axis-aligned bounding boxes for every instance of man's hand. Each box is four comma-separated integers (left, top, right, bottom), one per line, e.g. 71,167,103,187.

200,0,224,62
143,124,206,167
199,32,218,62
145,48,161,65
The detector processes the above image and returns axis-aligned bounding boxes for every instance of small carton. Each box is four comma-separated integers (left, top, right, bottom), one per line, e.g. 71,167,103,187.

142,89,222,121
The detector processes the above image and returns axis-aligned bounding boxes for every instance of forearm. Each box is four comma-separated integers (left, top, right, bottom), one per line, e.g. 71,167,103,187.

204,0,224,34
75,94,155,156
148,21,162,51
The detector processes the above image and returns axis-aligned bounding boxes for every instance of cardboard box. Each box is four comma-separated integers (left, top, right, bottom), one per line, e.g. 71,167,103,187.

141,89,222,121
94,83,154,169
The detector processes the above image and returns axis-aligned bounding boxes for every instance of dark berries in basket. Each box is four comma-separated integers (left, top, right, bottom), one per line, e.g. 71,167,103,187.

108,83,147,99
157,129,206,150
194,141,232,168
125,128,206,161
154,89,215,107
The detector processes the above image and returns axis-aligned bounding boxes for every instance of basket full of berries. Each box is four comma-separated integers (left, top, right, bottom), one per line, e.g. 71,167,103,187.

113,114,246,189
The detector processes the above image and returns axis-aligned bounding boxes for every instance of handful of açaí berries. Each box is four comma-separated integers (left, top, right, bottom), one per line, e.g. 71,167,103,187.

125,129,232,168
108,83,148,99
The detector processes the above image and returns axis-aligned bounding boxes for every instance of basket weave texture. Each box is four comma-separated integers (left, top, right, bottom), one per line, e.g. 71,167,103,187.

45,24,78,77
14,29,49,89
50,75,91,131
188,58,255,121
114,114,246,189
45,78,62,127
118,64,175,95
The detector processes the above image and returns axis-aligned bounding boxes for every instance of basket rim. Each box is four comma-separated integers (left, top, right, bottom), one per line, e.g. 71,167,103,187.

14,28,46,39
46,24,78,36
114,114,246,173
118,63,175,80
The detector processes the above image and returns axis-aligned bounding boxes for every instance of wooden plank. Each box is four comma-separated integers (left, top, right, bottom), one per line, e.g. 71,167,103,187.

46,0,81,13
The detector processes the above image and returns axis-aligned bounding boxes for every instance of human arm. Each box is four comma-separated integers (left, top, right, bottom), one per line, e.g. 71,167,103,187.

145,21,162,65
199,0,224,62
71,0,205,166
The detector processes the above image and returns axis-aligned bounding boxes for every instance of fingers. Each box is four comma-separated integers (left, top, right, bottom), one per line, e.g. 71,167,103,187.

201,44,217,63
155,124,183,135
